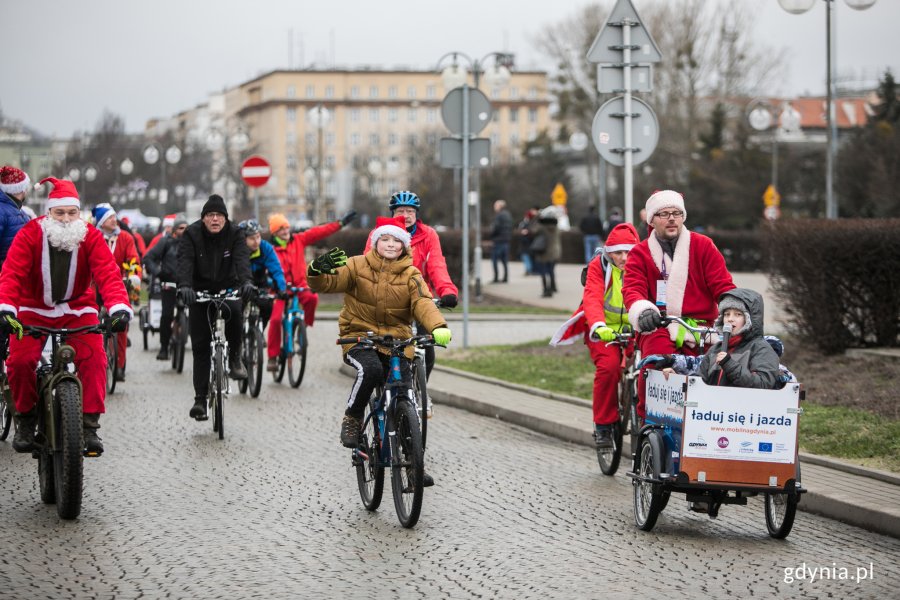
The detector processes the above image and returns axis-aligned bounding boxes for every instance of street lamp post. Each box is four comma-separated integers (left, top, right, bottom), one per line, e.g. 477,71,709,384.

143,143,182,208
438,51,512,310
778,0,877,219
307,104,332,224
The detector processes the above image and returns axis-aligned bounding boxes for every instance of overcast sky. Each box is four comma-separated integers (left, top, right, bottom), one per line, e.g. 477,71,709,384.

4,0,898,137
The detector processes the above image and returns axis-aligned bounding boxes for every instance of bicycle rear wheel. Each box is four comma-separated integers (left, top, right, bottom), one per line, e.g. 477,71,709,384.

0,380,11,441
249,327,264,398
212,346,225,439
287,319,308,388
356,397,384,511
412,356,428,449
53,379,84,519
390,399,424,528
105,333,117,394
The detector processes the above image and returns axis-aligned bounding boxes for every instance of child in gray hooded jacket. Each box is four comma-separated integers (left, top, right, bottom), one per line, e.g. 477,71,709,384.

642,288,783,389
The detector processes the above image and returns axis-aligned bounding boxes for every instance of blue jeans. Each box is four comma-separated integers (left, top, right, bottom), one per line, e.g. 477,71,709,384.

521,252,534,275
583,235,601,264
492,241,509,281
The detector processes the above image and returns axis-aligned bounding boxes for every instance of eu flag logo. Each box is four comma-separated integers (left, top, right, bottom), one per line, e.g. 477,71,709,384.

758,442,773,452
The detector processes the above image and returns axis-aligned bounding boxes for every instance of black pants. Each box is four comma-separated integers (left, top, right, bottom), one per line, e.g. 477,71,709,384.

189,299,243,399
539,261,557,294
157,286,177,349
256,296,274,329
343,347,410,418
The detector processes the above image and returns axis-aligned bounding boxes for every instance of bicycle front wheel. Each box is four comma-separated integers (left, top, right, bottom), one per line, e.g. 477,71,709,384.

412,356,428,449
249,327,264,398
172,311,187,373
287,319,308,389
212,346,225,439
356,398,384,511
53,379,84,519
105,333,117,394
390,399,424,528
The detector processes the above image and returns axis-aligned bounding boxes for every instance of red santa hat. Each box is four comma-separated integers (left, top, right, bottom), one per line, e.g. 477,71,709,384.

604,222,640,253
369,215,411,249
644,190,686,224
39,177,80,211
0,165,31,195
162,213,176,227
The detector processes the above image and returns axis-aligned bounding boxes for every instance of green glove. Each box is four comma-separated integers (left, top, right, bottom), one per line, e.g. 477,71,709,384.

594,326,616,342
432,327,452,346
309,247,348,275
0,312,23,340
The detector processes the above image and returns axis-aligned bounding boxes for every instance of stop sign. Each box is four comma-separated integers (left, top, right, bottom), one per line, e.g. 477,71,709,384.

241,155,271,188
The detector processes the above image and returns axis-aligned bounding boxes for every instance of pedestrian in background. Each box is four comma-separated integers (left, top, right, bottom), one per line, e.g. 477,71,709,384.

578,205,604,263
531,206,561,298
517,207,538,276
603,207,624,238
0,165,32,272
489,199,512,283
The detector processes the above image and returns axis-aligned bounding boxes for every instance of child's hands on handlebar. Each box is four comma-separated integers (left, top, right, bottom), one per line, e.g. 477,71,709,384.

594,326,617,342
431,327,452,346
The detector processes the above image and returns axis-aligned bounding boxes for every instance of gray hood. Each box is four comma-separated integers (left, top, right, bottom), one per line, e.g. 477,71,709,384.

715,288,764,341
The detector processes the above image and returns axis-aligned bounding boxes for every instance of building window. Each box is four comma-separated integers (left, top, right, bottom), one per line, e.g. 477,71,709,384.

490,133,499,147
305,133,316,146
325,132,335,147
528,86,538,100
406,133,418,147
369,108,380,122
369,133,380,146
528,108,537,123
492,110,500,123
305,84,315,98
351,133,361,146
369,85,379,98
287,155,298,169
426,84,436,99
407,86,417,99
325,155,336,168
287,107,296,122
350,108,360,122
407,108,417,123
426,108,437,123
288,181,299,199
388,85,398,99
509,87,519,99
325,85,335,99
287,85,296,98
388,108,398,122
286,131,296,144
388,133,398,146
509,107,519,123
350,86,360,99
426,133,438,146
510,133,520,147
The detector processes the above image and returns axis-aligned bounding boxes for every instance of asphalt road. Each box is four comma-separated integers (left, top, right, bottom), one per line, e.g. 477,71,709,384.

0,322,898,599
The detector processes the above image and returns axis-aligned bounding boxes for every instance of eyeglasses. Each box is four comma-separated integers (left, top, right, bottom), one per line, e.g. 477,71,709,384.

654,210,684,220
204,212,226,220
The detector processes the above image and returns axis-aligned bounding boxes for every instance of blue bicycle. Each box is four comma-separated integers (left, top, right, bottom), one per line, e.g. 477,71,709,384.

271,286,308,388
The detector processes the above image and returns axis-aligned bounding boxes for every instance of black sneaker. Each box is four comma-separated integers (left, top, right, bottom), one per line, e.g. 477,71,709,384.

340,414,362,448
114,367,126,382
12,415,37,453
229,357,248,380
190,398,208,421
83,429,104,455
156,348,169,361
593,426,614,450
422,472,435,487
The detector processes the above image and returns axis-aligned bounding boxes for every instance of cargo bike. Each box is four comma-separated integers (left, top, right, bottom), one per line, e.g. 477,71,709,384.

627,317,805,539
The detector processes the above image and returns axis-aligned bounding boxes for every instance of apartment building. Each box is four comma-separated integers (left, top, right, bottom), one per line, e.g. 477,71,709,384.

158,67,551,221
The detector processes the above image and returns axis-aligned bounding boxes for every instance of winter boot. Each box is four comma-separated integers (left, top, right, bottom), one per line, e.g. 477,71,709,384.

340,414,362,448
12,409,37,453
83,413,104,456
229,349,247,380
190,396,208,421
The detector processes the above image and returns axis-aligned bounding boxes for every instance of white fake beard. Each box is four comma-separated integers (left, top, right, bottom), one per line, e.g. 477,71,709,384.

42,217,88,252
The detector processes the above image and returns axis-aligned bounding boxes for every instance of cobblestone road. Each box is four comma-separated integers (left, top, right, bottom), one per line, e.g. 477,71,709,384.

1,322,898,599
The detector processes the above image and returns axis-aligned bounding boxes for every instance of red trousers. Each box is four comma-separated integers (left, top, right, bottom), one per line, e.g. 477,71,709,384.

636,328,700,418
267,290,317,359
8,312,107,414
587,337,628,426
115,327,128,369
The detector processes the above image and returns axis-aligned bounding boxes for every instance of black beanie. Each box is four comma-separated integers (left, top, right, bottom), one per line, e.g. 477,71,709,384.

202,194,228,219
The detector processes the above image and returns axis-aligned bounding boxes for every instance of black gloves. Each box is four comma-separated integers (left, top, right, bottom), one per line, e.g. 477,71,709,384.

239,282,257,302
339,210,358,227
309,247,348,275
177,286,196,306
638,309,663,332
0,310,23,340
440,294,458,308
108,310,131,333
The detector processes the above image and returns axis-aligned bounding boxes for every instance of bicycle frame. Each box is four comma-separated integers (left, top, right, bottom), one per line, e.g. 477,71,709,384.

280,286,306,358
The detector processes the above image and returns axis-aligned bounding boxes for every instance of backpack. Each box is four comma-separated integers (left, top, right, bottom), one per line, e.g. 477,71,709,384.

581,248,606,286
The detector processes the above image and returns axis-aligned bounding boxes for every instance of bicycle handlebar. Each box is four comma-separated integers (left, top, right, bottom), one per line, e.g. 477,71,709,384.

661,315,717,336
195,290,241,302
23,323,105,338
337,332,440,350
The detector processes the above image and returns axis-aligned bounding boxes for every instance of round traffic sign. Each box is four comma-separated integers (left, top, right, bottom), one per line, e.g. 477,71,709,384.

441,87,492,135
241,155,272,188
591,96,659,167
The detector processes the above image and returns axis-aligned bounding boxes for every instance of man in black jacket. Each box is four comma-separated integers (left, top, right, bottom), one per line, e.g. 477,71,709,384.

143,214,187,360
177,195,254,420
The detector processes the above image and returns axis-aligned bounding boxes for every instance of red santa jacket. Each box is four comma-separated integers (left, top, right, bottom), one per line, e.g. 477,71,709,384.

364,220,458,298
623,227,734,343
105,229,139,275
273,221,341,288
0,217,132,319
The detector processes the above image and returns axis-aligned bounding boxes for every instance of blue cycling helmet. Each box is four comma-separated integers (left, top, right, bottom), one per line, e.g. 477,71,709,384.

238,219,261,235
389,190,420,212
